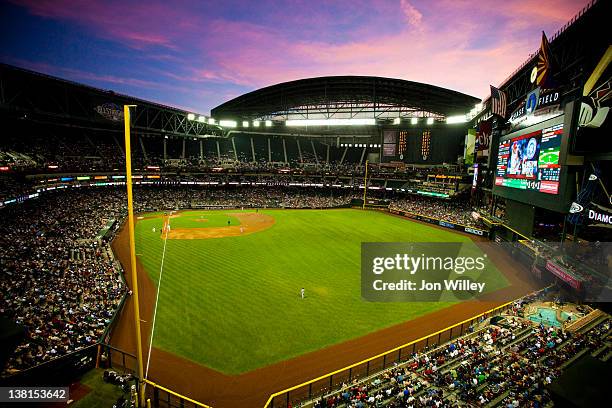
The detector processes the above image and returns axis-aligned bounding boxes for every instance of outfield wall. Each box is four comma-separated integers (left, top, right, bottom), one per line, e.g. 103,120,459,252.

387,208,489,237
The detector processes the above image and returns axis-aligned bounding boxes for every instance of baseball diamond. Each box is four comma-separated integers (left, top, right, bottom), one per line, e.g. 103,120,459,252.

128,209,509,374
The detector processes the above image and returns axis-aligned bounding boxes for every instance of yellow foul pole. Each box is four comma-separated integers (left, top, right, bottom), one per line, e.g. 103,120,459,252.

362,160,369,209
124,105,146,406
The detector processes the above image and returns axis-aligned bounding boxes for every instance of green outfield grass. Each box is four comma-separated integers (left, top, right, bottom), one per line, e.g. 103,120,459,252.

134,209,508,374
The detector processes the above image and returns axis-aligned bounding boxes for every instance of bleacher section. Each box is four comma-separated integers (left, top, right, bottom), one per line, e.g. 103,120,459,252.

303,296,611,408
218,138,233,162
343,146,363,164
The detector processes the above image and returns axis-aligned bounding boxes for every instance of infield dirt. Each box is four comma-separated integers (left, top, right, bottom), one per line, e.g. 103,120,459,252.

164,212,275,240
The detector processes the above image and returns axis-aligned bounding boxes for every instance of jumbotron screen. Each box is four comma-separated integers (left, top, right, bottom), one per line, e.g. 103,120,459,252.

495,124,562,194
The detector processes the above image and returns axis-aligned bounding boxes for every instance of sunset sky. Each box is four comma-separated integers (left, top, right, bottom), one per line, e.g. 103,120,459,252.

0,0,591,114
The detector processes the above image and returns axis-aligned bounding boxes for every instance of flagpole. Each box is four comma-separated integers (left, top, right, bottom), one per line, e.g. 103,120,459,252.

124,105,146,407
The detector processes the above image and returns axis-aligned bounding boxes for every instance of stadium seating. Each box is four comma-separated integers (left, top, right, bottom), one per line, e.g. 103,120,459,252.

307,298,611,408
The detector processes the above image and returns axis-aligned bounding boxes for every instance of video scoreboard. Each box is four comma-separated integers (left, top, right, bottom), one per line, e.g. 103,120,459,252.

495,124,562,195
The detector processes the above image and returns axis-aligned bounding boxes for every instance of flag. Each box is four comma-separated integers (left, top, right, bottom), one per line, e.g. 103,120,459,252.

536,31,555,89
490,85,507,118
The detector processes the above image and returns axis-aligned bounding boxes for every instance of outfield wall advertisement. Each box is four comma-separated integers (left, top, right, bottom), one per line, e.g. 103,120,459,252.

388,208,489,237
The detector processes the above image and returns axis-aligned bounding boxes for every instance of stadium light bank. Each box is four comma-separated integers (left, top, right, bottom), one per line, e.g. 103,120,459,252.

285,118,376,126
446,115,468,124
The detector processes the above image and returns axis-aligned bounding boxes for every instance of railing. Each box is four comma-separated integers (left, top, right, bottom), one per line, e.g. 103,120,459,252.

143,379,212,408
263,300,515,408
99,343,138,376
98,344,211,408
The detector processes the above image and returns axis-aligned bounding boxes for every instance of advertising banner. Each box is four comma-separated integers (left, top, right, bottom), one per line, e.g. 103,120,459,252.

545,260,582,290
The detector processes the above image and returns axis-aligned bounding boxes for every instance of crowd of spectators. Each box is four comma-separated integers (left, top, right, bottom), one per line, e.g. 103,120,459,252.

311,294,611,408
127,186,359,210
0,190,126,376
0,131,464,183
0,175,33,202
390,196,482,228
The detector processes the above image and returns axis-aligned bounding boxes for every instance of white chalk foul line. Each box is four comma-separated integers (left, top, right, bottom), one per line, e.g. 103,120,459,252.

145,216,170,378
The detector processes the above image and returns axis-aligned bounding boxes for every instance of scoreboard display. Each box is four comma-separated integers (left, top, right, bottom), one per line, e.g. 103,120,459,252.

495,124,562,195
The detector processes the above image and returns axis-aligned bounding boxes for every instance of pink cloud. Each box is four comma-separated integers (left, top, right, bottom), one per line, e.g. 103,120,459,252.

194,0,590,99
400,0,423,27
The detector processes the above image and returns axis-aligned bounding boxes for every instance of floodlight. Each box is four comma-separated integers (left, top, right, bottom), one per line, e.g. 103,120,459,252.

219,120,238,128
242,121,249,127
253,120,260,127
426,117,434,125
446,115,467,124
208,118,216,125
411,117,418,125
198,116,206,123
265,120,272,127
187,113,195,120
393,117,401,125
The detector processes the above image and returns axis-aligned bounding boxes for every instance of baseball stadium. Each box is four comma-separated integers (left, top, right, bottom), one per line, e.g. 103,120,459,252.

0,1,611,408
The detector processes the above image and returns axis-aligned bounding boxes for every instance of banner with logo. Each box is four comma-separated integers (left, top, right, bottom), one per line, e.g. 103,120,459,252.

94,103,124,122
545,260,582,290
568,166,612,229
586,202,612,228
388,209,488,237
476,119,492,156
509,87,562,130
